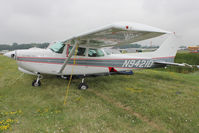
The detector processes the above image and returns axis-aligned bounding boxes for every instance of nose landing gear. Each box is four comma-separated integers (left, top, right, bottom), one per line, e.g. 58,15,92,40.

32,73,42,87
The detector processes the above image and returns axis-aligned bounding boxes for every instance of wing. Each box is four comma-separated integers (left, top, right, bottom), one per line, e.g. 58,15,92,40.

64,22,171,47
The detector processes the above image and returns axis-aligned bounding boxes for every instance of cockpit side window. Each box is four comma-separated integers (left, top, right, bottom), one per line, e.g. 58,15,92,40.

68,46,86,56
50,42,65,54
88,48,104,57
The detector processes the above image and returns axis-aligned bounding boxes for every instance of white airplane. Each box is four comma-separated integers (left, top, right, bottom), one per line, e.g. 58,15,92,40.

4,22,189,90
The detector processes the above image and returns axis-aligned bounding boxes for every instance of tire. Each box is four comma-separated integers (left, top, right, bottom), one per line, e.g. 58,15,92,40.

62,75,71,80
78,83,88,90
32,80,41,87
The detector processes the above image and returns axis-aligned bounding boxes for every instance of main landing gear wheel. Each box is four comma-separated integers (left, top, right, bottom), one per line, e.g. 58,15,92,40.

78,83,88,90
78,75,88,90
32,73,42,87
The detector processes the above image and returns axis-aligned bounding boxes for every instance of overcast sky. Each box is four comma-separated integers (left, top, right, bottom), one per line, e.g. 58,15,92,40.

0,0,198,46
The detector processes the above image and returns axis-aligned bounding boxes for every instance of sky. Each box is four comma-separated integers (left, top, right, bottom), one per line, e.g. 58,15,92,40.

0,0,198,46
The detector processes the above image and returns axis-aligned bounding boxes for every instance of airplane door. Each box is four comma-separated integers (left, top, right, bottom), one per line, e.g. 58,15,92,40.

64,45,87,75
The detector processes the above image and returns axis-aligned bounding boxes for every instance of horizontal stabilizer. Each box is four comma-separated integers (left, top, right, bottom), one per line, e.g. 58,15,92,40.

154,61,192,67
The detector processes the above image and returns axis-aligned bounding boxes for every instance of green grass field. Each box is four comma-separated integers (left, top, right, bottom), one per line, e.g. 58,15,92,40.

0,55,199,133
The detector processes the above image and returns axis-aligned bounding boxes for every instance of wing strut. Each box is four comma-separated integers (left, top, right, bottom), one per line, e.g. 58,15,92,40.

58,41,78,74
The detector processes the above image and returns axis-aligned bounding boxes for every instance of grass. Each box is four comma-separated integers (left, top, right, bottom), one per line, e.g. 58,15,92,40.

157,53,199,73
0,55,199,133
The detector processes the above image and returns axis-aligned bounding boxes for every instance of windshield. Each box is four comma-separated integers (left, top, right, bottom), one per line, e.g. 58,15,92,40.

50,42,65,53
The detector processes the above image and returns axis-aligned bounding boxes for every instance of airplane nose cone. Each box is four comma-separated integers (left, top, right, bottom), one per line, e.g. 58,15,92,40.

3,51,16,59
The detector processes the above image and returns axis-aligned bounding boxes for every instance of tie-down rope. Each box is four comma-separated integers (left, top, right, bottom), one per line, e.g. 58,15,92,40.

64,44,79,105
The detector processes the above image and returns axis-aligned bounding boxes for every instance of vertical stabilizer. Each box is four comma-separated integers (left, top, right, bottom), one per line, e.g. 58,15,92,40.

153,34,181,58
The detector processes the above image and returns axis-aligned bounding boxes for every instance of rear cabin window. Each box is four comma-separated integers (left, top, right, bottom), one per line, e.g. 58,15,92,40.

68,46,86,56
50,42,65,54
88,48,104,57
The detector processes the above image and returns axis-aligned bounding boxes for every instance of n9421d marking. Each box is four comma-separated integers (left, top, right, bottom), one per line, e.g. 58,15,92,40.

122,60,153,68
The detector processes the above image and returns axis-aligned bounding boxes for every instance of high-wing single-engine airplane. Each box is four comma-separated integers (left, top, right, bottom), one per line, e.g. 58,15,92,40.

4,22,190,90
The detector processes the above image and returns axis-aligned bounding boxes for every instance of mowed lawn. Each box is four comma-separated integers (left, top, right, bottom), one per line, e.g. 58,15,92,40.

0,55,199,133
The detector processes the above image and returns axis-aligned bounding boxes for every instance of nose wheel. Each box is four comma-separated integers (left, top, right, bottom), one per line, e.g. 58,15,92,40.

32,73,42,87
32,80,41,87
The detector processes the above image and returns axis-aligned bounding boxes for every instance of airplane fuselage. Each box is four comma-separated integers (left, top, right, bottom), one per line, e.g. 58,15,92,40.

14,47,173,76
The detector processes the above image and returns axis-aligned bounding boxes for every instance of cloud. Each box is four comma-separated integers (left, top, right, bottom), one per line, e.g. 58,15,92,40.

0,0,198,45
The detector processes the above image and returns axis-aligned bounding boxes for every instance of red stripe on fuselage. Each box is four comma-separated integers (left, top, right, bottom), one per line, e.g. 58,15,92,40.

17,59,140,69
17,56,174,70
17,56,175,60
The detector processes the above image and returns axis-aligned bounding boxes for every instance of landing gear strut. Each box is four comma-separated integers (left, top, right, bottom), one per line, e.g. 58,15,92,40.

32,73,42,87
78,75,88,90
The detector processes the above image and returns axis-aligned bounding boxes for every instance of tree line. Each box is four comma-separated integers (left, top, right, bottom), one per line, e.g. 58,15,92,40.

0,43,50,51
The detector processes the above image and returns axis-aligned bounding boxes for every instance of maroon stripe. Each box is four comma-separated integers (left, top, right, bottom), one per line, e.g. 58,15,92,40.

17,60,135,69
17,56,175,60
